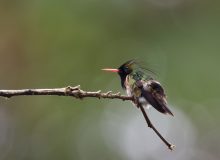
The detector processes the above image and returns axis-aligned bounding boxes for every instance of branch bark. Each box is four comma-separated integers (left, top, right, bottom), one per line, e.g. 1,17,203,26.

0,85,174,150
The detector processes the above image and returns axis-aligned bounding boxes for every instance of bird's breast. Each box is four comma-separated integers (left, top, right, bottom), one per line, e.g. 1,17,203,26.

125,84,132,96
125,76,150,108
125,76,142,97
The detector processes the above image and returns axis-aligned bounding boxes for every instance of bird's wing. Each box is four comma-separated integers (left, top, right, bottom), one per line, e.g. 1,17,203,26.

136,80,174,116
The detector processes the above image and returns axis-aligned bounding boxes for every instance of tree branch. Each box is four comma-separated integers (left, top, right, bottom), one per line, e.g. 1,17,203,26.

0,85,174,150
0,85,133,100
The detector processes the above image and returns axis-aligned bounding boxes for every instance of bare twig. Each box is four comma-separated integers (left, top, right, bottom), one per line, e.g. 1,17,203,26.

138,104,175,150
0,85,174,150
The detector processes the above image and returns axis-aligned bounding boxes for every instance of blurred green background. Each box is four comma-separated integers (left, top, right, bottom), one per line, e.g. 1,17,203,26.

0,0,220,159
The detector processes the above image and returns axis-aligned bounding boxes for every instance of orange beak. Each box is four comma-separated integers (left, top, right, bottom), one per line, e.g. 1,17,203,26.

102,68,119,73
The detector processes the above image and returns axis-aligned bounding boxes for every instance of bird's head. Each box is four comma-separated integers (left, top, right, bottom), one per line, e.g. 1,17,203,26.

118,60,135,76
102,60,149,89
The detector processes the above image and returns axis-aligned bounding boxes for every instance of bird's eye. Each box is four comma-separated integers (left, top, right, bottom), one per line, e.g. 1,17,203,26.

124,66,130,73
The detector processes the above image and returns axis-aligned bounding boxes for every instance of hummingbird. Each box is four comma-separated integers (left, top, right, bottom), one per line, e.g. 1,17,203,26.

102,60,173,116
102,60,174,150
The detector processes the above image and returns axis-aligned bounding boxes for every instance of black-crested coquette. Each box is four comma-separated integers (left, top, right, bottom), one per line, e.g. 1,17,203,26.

102,60,173,116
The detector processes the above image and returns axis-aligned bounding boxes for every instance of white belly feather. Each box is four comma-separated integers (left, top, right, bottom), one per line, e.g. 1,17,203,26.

138,97,150,109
